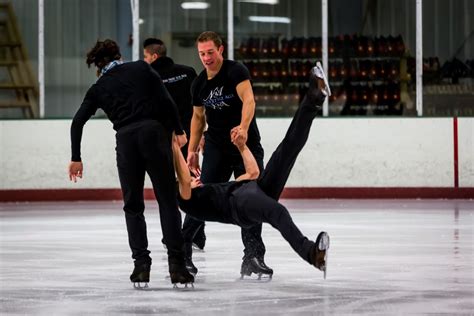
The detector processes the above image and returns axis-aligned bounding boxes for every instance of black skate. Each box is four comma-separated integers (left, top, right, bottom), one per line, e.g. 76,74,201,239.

185,257,198,276
130,262,150,289
313,231,330,279
169,263,195,289
192,226,206,252
184,242,198,275
240,257,273,280
192,240,205,252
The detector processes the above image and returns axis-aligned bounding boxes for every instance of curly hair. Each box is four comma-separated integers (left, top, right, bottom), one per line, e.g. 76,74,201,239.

86,39,122,71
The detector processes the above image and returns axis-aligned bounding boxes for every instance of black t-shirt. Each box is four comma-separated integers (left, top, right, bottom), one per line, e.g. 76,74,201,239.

177,181,248,225
191,60,261,151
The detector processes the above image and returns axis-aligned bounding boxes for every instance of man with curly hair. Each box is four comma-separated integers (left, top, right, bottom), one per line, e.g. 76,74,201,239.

68,39,194,288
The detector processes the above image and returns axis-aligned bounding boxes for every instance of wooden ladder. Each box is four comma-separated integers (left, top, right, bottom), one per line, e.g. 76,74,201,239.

0,1,39,118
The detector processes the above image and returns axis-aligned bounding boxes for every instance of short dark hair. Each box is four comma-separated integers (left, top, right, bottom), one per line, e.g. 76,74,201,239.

86,39,121,70
196,31,223,48
143,38,167,57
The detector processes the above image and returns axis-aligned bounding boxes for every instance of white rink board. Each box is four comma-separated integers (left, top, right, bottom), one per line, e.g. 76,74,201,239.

1,117,473,189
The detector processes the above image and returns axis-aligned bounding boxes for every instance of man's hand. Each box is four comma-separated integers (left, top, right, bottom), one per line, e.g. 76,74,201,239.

187,152,201,177
230,126,248,148
68,161,83,183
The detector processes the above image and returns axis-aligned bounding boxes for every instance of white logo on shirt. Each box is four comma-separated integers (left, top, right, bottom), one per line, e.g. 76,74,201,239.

163,74,188,84
203,86,232,110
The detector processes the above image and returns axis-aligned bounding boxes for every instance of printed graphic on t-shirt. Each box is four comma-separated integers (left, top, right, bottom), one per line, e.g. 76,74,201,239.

162,74,188,84
203,86,235,110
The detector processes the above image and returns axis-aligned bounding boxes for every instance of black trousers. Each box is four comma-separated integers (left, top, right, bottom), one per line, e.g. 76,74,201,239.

233,92,325,264
182,138,266,260
116,120,184,266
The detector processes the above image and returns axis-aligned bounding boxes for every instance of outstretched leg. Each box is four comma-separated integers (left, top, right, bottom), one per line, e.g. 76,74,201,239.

235,182,329,275
257,63,330,200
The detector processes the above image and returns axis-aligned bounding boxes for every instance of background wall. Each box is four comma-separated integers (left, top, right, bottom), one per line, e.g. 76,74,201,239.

6,0,473,118
1,118,472,192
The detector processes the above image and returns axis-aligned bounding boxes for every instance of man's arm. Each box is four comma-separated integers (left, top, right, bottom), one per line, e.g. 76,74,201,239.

232,79,256,147
187,105,206,174
231,129,260,181
173,135,192,200
69,86,98,182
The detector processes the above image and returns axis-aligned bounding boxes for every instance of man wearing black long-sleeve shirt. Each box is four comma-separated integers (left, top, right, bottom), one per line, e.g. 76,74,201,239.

68,39,194,287
143,38,205,272
143,38,197,159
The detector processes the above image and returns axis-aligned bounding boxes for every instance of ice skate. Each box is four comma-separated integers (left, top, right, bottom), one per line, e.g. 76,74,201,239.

169,263,195,288
185,257,198,276
313,231,330,279
240,257,273,280
192,225,206,252
192,240,205,252
184,242,198,275
130,262,150,289
312,61,331,96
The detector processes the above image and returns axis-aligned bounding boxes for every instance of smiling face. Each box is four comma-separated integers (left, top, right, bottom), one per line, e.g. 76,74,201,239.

197,40,224,74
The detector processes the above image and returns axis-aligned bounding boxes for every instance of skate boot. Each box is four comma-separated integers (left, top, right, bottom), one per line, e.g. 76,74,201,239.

169,263,195,288
130,262,150,289
185,257,198,276
192,224,206,252
312,231,330,279
240,257,273,280
184,242,198,276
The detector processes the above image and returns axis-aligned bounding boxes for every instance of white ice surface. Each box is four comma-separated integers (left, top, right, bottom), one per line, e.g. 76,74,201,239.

1,200,473,315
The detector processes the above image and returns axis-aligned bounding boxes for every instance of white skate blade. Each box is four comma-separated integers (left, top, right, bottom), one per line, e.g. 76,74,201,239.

133,282,149,290
239,275,273,283
316,232,330,279
173,282,195,290
312,62,332,96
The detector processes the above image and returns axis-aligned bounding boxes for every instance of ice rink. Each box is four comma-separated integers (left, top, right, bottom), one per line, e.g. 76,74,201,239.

1,199,473,315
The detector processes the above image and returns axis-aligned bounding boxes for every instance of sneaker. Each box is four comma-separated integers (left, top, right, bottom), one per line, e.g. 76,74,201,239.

312,62,332,96
313,231,330,279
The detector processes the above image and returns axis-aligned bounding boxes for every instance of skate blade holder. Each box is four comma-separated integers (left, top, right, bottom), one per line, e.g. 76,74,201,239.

240,273,273,282
133,282,149,289
173,282,194,290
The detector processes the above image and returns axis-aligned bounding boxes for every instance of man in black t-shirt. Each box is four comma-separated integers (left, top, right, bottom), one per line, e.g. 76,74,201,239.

174,65,331,279
185,31,272,278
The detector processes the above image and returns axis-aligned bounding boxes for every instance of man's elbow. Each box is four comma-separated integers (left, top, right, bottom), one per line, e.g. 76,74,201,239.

248,169,260,180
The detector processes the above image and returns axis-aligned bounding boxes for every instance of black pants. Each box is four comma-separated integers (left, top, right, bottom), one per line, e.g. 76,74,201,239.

116,120,184,266
182,138,266,260
233,92,325,264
